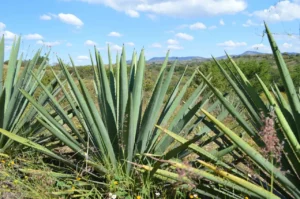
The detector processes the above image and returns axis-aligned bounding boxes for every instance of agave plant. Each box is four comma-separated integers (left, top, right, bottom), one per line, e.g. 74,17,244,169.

0,43,230,181
0,36,63,153
153,22,300,198
133,22,300,199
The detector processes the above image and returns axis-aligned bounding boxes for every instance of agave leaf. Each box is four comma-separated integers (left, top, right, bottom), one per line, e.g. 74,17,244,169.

256,75,300,156
94,48,117,135
137,70,165,153
201,109,300,198
154,71,197,153
0,36,4,92
31,71,86,145
108,45,117,109
198,160,280,199
0,128,74,167
119,45,128,131
155,125,243,176
78,78,116,165
265,22,300,139
149,134,202,176
20,90,84,153
5,36,21,109
212,56,262,127
225,51,268,114
148,64,187,153
126,49,145,173
197,69,264,147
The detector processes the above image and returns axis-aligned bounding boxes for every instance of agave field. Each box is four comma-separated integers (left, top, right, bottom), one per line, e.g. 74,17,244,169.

0,22,300,199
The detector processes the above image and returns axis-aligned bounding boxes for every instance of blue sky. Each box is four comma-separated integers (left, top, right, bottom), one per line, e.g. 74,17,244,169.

1,0,300,65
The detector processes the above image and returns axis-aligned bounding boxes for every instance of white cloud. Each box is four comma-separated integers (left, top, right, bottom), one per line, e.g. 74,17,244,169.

77,55,89,60
0,22,6,30
220,19,225,25
242,19,262,27
84,40,97,46
126,42,135,46
37,40,60,46
125,9,140,17
24,33,43,40
175,33,194,40
40,14,52,20
217,40,247,48
111,44,122,51
251,43,271,53
4,31,17,39
57,13,84,28
168,45,183,50
0,22,17,40
190,22,207,30
167,39,179,45
151,43,162,48
283,42,292,49
108,31,122,37
252,1,300,22
66,42,72,47
76,0,247,17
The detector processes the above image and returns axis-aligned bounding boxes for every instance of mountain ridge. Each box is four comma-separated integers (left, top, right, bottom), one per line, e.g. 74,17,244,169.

146,51,299,63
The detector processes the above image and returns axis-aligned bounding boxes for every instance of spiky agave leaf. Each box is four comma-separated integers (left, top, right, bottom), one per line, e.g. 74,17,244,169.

0,35,63,152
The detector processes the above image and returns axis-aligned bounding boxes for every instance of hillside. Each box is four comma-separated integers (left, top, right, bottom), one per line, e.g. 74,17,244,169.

147,51,300,63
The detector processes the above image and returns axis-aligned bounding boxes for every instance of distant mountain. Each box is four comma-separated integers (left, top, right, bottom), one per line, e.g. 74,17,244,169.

141,51,300,64
147,56,207,63
283,52,300,55
240,51,265,56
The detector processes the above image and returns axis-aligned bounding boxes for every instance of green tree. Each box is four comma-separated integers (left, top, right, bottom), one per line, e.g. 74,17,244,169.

37,55,49,65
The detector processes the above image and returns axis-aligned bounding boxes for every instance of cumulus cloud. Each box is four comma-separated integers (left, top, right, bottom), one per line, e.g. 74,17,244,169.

3,31,17,40
167,39,179,45
151,43,162,48
40,14,52,20
283,42,292,49
125,9,140,17
0,22,6,30
84,40,97,46
251,43,271,53
242,19,262,27
167,45,183,50
108,31,122,37
220,19,225,25
24,33,43,40
111,44,122,51
37,40,60,46
66,42,72,47
57,13,84,28
76,0,246,17
252,1,300,22
0,22,17,40
217,40,247,48
190,22,207,30
175,33,194,40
